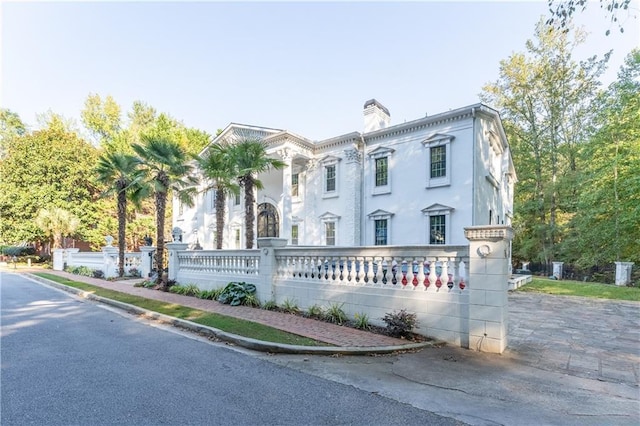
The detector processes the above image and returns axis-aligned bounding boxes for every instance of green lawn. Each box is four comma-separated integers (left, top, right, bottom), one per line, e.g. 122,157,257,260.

34,273,324,346
517,277,640,301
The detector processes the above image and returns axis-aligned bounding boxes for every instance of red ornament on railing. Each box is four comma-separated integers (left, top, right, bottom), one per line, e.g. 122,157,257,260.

435,277,442,288
459,278,466,290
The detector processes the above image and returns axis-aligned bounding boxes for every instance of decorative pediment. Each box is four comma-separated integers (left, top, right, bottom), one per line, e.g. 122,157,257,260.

320,155,342,165
367,209,394,219
422,133,455,147
422,203,454,214
367,146,395,158
319,211,340,221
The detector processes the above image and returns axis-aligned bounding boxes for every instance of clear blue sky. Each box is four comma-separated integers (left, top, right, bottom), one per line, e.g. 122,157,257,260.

2,1,638,141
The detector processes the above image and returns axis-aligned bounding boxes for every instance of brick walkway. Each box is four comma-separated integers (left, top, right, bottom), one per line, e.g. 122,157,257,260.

24,269,414,348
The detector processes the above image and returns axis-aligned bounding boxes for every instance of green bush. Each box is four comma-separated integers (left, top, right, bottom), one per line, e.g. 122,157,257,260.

1,246,36,257
242,294,261,308
198,288,224,300
353,312,371,330
281,298,300,314
306,304,324,319
65,265,96,277
262,299,278,311
325,302,347,325
217,282,256,306
382,309,418,338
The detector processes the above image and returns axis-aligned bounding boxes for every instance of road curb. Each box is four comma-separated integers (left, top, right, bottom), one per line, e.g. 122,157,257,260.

25,273,440,355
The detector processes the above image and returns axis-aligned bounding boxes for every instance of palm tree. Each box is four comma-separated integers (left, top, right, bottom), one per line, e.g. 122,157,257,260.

132,136,199,287
229,139,285,249
34,207,80,252
196,142,239,249
95,151,142,277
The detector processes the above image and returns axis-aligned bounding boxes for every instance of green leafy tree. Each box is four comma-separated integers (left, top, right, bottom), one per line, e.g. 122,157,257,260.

481,20,609,265
0,124,101,247
95,152,143,277
546,0,635,35
229,139,285,249
566,49,640,266
196,142,240,249
34,207,80,250
0,109,27,158
132,136,199,287
81,93,122,146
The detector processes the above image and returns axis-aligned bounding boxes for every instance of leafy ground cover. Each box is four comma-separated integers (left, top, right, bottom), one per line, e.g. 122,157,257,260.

34,273,324,346
517,278,640,302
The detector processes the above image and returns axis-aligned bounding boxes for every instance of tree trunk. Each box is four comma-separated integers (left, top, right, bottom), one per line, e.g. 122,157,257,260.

155,190,167,288
117,189,127,277
244,177,255,249
215,187,226,250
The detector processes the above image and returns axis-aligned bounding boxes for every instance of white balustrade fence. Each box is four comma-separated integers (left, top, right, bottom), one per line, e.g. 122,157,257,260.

168,226,514,354
53,246,153,279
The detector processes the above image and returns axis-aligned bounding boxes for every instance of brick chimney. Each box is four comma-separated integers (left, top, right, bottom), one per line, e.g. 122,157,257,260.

363,99,391,133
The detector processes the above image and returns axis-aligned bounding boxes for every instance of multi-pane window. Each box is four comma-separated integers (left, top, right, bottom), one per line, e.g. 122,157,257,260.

374,219,387,245
375,157,388,187
430,146,446,179
291,224,299,246
429,215,446,244
325,165,336,192
234,192,241,206
325,222,336,246
291,173,299,197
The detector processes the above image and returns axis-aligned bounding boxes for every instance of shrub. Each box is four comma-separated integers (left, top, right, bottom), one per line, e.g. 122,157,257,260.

169,285,187,295
1,246,36,257
382,309,418,338
325,302,347,325
281,298,300,314
242,294,261,308
353,312,371,330
198,288,223,300
217,282,256,306
182,284,201,297
262,299,278,311
306,304,324,319
65,265,95,277
127,268,142,278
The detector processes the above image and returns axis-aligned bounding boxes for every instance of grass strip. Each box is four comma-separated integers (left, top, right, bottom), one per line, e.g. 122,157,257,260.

34,273,324,346
517,277,640,301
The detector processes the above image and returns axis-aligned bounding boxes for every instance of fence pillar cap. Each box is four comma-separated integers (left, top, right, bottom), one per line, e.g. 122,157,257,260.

464,225,513,242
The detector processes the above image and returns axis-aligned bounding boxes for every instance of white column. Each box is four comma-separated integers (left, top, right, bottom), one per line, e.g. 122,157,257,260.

464,225,514,354
343,146,362,245
102,246,118,279
52,248,65,271
257,237,288,302
615,262,634,286
279,150,293,243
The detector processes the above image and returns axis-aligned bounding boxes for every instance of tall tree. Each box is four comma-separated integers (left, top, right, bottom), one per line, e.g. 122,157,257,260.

229,139,285,249
546,0,635,35
481,20,609,265
95,152,143,277
196,142,239,249
565,49,640,266
0,123,101,247
132,136,199,287
0,109,26,159
81,93,122,146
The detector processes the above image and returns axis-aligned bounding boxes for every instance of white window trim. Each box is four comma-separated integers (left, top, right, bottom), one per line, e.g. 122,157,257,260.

368,146,394,196
422,203,454,245
320,156,341,199
367,209,394,245
291,168,304,203
422,133,454,188
291,216,303,245
319,211,340,246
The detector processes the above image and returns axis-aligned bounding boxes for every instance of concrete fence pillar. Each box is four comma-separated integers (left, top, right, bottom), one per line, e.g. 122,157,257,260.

52,249,65,271
552,262,564,280
614,262,634,286
139,246,156,279
464,225,514,354
257,238,288,302
166,242,188,281
102,246,118,279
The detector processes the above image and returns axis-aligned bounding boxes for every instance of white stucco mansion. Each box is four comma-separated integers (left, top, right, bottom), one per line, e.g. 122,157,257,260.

174,99,516,249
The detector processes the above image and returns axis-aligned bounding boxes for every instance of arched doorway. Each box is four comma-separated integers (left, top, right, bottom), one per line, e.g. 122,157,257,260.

257,203,279,238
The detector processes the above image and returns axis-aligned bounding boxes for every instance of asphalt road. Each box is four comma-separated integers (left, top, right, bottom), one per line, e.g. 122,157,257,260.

1,272,463,426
